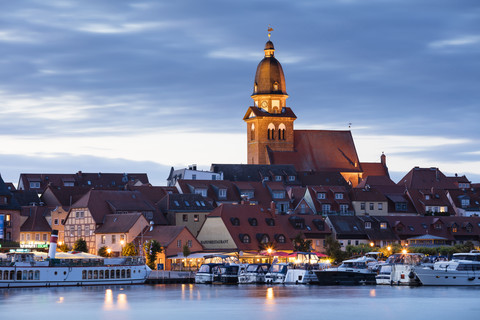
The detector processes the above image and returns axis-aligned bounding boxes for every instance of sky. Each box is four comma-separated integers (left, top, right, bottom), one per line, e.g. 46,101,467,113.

1,0,479,186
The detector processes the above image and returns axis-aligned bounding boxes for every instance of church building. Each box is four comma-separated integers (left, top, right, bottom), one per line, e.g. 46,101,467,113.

243,36,388,187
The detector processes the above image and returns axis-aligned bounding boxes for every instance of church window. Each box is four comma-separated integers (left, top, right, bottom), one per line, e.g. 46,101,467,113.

278,124,286,140
251,124,255,140
273,82,279,91
268,123,275,140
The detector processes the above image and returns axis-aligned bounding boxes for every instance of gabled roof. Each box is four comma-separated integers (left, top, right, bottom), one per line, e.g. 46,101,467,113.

41,186,92,207
126,185,178,203
350,188,388,202
176,180,242,205
142,225,199,248
0,174,21,210
20,206,51,232
268,130,362,173
95,213,146,234
398,167,456,189
360,162,389,178
297,171,349,188
357,175,396,189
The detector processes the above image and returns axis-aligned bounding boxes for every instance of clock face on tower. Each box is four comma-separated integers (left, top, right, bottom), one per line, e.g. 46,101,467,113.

261,101,268,110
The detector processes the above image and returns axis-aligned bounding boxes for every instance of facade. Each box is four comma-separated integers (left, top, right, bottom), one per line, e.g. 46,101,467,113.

350,187,389,216
167,165,223,187
19,206,51,250
0,175,21,242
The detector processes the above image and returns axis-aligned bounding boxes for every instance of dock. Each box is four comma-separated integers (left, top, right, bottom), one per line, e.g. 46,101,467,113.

146,270,195,284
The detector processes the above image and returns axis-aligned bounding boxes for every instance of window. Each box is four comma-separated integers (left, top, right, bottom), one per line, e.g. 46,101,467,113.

461,199,470,207
195,189,207,197
275,176,282,181
112,235,116,244
212,175,216,180
395,202,407,211
277,235,286,243
260,234,270,244
185,201,190,207
425,195,430,200
242,234,250,243
378,203,383,210
64,182,74,187
54,219,59,225
177,240,182,248
273,191,285,199
75,211,84,219
434,223,442,230
452,224,458,233
101,235,106,244
70,226,75,237
183,214,188,222
249,218,258,226
187,240,192,247
250,124,255,141
27,234,31,241
266,218,275,226
194,215,199,222
174,200,180,206
365,222,372,229
322,204,330,213
369,203,374,210
231,218,240,226
340,204,349,213
288,176,295,182
192,174,196,180
360,203,365,210
219,189,227,198
317,193,326,200
335,193,343,200
20,234,24,241
42,234,47,241
77,225,82,237
85,225,90,236
300,203,307,214
380,222,387,229
29,182,40,188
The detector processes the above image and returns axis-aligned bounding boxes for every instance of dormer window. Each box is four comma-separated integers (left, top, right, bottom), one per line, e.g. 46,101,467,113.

461,198,470,207
317,193,326,200
242,234,250,243
248,218,258,226
335,193,343,200
465,223,473,233
194,188,207,197
174,200,180,206
272,191,285,199
265,218,275,226
452,223,458,233
288,176,295,182
365,222,372,229
185,201,190,206
380,222,387,229
231,218,240,226
260,234,270,244
29,181,40,189
219,188,227,199
274,176,282,182
276,234,286,243
273,82,279,91
425,195,430,200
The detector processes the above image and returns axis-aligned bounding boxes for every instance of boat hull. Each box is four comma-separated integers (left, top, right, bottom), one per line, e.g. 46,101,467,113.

315,270,376,285
414,267,480,286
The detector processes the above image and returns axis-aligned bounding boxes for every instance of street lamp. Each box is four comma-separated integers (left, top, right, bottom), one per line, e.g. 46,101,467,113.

106,248,112,257
120,240,125,257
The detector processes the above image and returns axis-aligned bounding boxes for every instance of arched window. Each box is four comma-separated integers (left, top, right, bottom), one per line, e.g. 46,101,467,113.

278,123,286,140
250,124,255,140
273,82,279,91
254,83,258,93
268,123,275,140
261,234,270,244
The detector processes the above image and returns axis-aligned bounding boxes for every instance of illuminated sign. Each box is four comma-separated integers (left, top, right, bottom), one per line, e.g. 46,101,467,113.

20,242,49,249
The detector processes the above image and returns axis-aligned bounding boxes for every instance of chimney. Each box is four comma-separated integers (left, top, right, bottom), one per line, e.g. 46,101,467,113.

381,152,386,166
48,230,59,259
270,201,276,215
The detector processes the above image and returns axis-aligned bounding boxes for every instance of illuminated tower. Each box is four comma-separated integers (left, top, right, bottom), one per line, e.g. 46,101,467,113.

243,36,296,164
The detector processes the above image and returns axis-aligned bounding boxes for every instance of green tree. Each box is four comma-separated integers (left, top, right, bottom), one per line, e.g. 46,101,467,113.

57,243,71,252
98,246,110,257
122,242,137,256
73,238,88,253
325,235,347,264
293,233,312,252
143,240,162,270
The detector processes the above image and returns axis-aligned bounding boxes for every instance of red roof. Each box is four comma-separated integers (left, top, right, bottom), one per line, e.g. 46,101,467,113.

268,130,362,173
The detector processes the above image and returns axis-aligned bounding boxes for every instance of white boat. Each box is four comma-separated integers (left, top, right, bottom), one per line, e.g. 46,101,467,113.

215,264,247,284
194,263,224,284
414,251,480,286
265,252,322,284
0,252,151,288
376,253,425,286
315,256,378,285
238,263,271,284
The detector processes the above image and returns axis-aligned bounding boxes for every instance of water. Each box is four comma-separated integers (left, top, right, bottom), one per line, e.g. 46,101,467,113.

1,284,480,320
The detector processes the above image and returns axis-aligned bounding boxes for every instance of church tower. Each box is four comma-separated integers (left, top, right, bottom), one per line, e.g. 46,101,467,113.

243,37,296,164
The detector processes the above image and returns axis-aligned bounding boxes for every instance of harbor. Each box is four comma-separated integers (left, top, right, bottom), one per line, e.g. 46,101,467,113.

1,284,479,320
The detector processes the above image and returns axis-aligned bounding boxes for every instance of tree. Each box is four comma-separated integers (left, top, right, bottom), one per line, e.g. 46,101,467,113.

324,235,347,264
122,242,137,256
73,238,88,253
293,233,312,252
57,243,71,252
143,239,162,270
98,246,110,257
183,244,191,270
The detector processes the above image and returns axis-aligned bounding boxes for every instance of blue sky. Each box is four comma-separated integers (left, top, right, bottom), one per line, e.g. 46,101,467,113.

1,0,479,186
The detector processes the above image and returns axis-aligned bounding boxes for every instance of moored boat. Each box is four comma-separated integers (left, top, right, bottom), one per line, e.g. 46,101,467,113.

376,253,424,286
195,263,224,284
238,263,271,284
314,256,378,285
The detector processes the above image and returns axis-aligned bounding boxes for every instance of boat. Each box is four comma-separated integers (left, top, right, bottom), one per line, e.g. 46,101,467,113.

414,251,480,286
214,264,247,284
265,252,322,284
376,253,425,286
0,232,150,288
238,263,271,284
194,263,224,284
314,256,378,285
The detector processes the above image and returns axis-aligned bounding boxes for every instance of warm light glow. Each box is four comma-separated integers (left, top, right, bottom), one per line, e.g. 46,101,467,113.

58,241,63,246
107,248,112,254
266,287,275,305
120,240,125,246
387,246,392,251
370,289,376,297
369,242,374,247
402,249,408,254
57,297,64,304
117,293,128,310
103,289,114,310
267,248,273,254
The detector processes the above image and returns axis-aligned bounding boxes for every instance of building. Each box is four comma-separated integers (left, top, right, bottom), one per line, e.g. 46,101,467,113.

0,174,21,242
242,38,387,186
167,165,223,187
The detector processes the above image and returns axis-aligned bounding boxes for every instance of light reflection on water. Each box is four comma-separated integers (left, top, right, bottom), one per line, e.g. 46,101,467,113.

1,285,480,320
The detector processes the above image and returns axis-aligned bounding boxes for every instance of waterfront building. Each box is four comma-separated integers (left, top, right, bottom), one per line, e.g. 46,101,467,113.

19,206,51,250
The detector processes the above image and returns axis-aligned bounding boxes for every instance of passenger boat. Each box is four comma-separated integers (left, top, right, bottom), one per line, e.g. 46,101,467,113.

314,256,378,285
414,251,480,286
0,232,150,288
376,253,425,286
238,263,271,284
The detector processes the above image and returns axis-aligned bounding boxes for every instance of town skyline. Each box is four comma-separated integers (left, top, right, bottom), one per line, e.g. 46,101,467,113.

1,1,479,186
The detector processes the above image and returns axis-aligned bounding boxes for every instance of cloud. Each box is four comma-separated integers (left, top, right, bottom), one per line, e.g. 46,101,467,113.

429,35,480,49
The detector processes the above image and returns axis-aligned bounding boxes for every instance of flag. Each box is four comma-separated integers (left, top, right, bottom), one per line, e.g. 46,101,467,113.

268,27,273,32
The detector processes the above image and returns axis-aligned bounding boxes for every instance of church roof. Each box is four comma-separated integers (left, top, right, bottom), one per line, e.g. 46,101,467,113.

252,40,287,96
268,130,362,173
243,106,296,120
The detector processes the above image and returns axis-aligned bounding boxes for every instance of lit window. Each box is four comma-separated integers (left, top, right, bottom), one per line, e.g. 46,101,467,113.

101,235,106,244
335,193,343,200
219,189,227,198
365,222,372,229
378,203,383,210
380,222,387,229
317,193,326,200
194,215,199,222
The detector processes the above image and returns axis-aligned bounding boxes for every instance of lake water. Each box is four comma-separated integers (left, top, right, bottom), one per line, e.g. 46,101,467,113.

1,284,480,320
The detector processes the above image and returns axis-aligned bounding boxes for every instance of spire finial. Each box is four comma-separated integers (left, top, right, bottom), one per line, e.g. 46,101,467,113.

268,25,273,40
